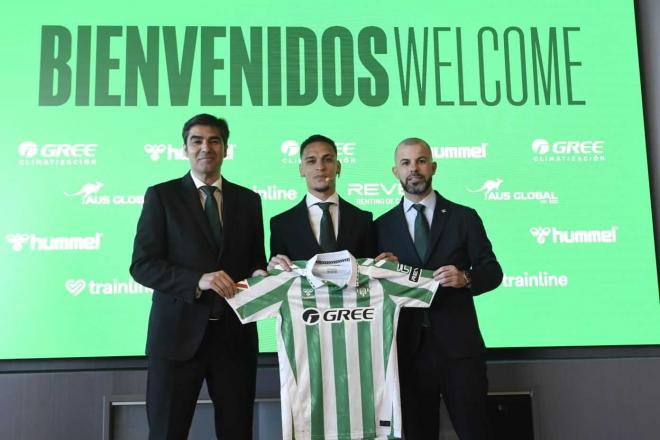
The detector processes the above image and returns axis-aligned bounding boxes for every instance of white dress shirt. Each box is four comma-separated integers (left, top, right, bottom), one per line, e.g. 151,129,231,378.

402,191,436,240
190,171,223,224
306,192,340,244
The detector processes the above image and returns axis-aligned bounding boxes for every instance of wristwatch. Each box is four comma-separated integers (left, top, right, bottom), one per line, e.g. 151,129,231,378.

463,270,472,289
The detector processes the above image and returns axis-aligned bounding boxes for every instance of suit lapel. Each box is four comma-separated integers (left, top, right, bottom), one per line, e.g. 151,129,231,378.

336,196,353,250
293,197,322,254
219,177,238,260
426,191,450,263
180,173,217,252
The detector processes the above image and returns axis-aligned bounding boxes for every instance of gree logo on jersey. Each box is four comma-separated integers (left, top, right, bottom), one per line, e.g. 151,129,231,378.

302,307,375,325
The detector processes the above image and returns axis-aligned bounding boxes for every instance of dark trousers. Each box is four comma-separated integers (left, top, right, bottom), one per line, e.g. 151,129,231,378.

399,329,492,440
146,320,257,440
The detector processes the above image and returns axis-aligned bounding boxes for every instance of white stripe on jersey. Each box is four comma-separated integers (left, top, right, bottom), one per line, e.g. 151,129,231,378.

287,278,312,440
316,285,339,438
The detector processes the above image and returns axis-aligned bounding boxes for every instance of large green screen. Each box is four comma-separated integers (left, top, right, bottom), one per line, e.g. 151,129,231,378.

1,0,657,359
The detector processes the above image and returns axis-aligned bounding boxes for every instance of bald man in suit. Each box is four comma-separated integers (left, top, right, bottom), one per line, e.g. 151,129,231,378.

375,138,502,440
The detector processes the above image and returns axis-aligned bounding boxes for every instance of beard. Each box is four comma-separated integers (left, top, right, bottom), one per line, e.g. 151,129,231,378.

401,174,432,195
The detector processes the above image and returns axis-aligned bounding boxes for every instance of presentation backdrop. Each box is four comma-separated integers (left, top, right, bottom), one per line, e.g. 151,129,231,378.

1,0,657,359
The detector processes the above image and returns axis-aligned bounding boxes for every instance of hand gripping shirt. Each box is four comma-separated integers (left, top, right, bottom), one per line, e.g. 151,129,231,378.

227,250,439,440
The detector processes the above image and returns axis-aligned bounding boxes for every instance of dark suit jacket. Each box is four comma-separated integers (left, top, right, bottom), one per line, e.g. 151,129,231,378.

375,191,502,359
270,196,376,260
130,173,266,361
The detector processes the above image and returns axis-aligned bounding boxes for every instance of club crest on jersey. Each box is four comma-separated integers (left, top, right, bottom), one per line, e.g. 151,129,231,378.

302,307,375,325
356,286,370,297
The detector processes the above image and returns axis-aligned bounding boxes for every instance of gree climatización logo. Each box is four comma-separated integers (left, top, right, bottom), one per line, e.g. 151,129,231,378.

144,143,235,161
467,178,559,204
302,307,375,325
531,139,605,162
280,140,357,165
18,141,98,166
6,233,102,252
529,226,617,245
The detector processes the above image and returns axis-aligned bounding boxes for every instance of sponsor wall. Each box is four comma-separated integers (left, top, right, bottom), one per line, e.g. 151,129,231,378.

1,0,658,358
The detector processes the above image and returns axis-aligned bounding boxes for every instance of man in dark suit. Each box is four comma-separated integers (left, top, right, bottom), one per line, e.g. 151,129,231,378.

130,114,266,439
375,138,502,440
269,134,377,268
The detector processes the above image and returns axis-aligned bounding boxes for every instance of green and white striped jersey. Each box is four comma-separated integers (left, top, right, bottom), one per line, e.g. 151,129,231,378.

227,250,439,440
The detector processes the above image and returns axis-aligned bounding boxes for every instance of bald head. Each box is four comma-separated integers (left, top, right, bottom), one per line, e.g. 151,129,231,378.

394,137,432,162
392,137,437,201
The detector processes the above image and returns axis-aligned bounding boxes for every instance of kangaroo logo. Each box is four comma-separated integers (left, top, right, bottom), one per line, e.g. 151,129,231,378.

6,233,30,251
65,182,103,203
530,227,552,244
144,144,167,161
467,178,504,196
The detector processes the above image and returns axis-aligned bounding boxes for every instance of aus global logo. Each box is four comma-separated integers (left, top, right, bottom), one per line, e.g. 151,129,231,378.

467,178,559,204
64,182,144,205
302,307,375,325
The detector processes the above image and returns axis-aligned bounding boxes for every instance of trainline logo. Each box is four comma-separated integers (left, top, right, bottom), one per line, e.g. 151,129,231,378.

531,139,605,163
64,182,144,205
64,278,152,296
6,233,103,252
529,226,617,245
502,272,569,288
431,143,487,160
144,143,235,161
280,140,357,164
18,141,98,166
467,178,559,204
302,307,375,325
251,185,298,201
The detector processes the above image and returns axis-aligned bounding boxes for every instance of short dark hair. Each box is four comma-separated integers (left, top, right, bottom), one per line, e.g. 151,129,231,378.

182,114,230,145
300,134,337,157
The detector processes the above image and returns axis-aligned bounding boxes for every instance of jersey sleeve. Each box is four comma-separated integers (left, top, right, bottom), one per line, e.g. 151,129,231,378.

227,270,298,323
358,258,439,308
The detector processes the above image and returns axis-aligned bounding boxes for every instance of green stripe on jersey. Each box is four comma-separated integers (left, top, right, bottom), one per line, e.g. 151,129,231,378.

356,278,376,437
280,294,297,382
328,285,351,437
378,278,435,304
236,277,295,320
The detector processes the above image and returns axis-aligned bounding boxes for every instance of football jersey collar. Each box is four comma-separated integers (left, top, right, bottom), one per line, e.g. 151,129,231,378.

305,250,358,289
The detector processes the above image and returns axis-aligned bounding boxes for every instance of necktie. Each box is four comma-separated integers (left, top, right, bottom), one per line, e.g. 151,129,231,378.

200,185,224,319
200,186,223,251
412,203,429,260
317,202,337,252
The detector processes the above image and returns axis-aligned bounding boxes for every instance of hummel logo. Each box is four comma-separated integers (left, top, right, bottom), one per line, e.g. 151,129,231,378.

6,233,30,251
530,227,552,244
